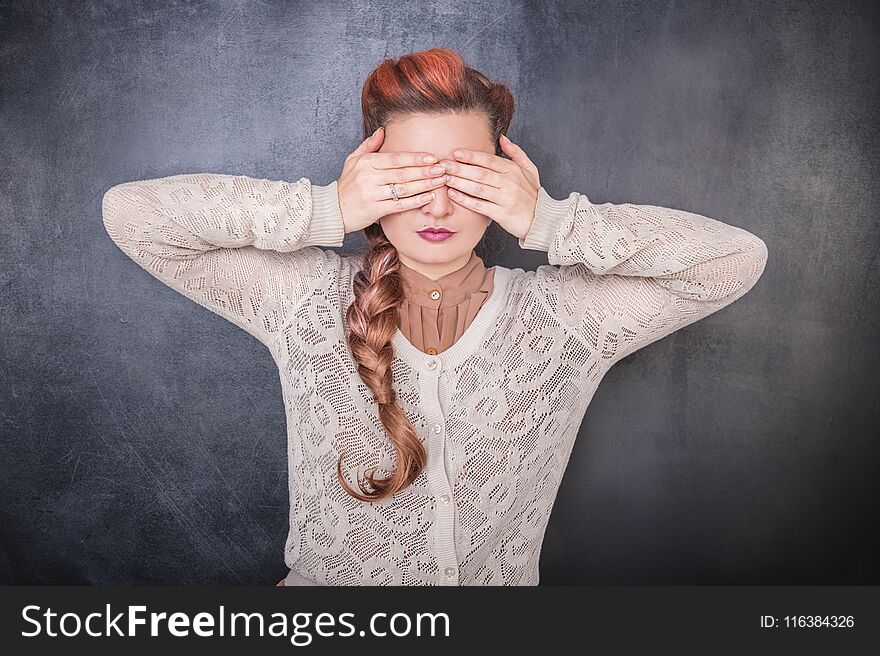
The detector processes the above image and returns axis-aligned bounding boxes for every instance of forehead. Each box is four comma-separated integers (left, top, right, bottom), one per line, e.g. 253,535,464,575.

379,112,494,157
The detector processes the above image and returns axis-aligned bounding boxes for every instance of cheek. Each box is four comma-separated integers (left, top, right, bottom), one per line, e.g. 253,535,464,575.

377,213,416,246
462,212,492,234
461,206,492,227
379,212,406,233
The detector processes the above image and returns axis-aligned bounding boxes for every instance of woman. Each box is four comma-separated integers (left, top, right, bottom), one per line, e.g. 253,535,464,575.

102,48,768,586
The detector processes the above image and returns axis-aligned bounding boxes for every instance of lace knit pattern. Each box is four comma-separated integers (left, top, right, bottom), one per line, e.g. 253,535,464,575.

102,173,768,585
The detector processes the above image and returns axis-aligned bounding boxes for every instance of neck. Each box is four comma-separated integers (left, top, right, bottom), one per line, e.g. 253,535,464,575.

397,251,473,281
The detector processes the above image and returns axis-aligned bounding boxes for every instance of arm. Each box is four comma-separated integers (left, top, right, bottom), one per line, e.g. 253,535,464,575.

519,187,768,366
101,172,345,348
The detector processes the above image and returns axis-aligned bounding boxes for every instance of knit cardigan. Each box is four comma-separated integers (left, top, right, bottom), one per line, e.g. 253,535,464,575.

101,172,768,586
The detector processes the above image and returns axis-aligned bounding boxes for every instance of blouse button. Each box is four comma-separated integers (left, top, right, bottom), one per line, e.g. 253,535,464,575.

429,289,441,301
426,347,438,355
444,566,456,578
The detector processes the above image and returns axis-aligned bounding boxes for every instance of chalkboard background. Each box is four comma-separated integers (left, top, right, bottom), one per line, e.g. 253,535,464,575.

1,0,877,584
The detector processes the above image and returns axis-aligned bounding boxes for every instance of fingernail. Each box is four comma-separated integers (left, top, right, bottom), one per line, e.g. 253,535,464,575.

453,149,465,158
423,155,437,164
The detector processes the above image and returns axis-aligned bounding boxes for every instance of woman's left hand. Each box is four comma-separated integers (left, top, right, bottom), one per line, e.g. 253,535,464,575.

439,134,541,240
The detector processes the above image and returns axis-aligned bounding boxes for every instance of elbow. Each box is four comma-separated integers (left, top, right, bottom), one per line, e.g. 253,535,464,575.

719,235,768,304
101,184,132,247
746,235,769,288
663,234,769,303
102,182,135,230
101,185,120,230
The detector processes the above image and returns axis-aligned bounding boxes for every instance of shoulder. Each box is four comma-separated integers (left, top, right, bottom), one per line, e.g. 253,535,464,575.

342,251,367,270
499,262,569,303
499,262,603,334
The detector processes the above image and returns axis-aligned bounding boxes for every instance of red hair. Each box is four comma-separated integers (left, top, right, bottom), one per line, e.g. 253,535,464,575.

337,47,515,502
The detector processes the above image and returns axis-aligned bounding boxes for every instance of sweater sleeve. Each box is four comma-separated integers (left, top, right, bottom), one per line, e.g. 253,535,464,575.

101,172,345,348
519,186,768,366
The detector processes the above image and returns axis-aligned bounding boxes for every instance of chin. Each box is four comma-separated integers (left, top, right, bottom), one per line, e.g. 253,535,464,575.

406,252,457,263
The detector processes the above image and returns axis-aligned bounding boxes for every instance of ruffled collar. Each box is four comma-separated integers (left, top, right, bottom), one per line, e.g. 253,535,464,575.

397,250,493,308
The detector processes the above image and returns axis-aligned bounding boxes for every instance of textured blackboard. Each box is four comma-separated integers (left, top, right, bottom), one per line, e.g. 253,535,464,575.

1,0,877,585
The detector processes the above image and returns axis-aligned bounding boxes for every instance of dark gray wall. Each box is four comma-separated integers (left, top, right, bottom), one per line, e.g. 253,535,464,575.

1,0,877,585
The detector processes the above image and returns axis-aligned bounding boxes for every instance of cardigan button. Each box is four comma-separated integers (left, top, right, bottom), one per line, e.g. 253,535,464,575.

444,566,456,578
429,289,441,301
425,358,438,370
439,493,450,504
432,423,442,434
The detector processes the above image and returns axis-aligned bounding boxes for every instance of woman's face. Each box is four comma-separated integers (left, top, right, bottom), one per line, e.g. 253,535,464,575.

376,112,496,278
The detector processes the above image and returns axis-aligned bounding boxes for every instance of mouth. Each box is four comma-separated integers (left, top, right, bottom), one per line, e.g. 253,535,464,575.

417,228,456,235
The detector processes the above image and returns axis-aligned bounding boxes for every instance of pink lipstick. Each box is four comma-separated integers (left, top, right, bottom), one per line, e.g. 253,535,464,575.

417,228,456,242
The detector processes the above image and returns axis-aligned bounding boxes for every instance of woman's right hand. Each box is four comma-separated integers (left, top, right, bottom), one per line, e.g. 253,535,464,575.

336,126,449,234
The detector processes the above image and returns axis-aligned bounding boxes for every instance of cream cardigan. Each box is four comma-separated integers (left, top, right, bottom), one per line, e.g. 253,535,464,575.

101,172,768,586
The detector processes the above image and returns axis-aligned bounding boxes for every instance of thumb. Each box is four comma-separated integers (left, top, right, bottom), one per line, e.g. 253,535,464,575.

500,133,540,182
351,126,384,157
499,133,526,164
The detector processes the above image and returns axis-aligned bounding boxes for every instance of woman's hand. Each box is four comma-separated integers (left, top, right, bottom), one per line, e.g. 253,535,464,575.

336,127,450,234
438,134,541,240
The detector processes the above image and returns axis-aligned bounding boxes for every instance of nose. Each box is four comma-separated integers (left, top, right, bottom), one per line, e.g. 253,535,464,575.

423,183,453,215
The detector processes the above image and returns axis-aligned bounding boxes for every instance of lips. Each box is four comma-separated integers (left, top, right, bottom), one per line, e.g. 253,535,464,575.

418,228,455,234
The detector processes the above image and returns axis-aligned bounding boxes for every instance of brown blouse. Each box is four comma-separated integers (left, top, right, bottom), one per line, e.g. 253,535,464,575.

396,250,496,355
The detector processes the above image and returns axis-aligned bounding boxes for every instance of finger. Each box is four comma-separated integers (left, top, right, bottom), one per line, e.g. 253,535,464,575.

444,174,503,206
371,173,448,201
350,127,385,158
499,134,540,179
446,186,501,217
377,190,438,215
380,162,450,186
449,148,515,174
366,126,385,152
370,150,438,169
436,158,505,188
